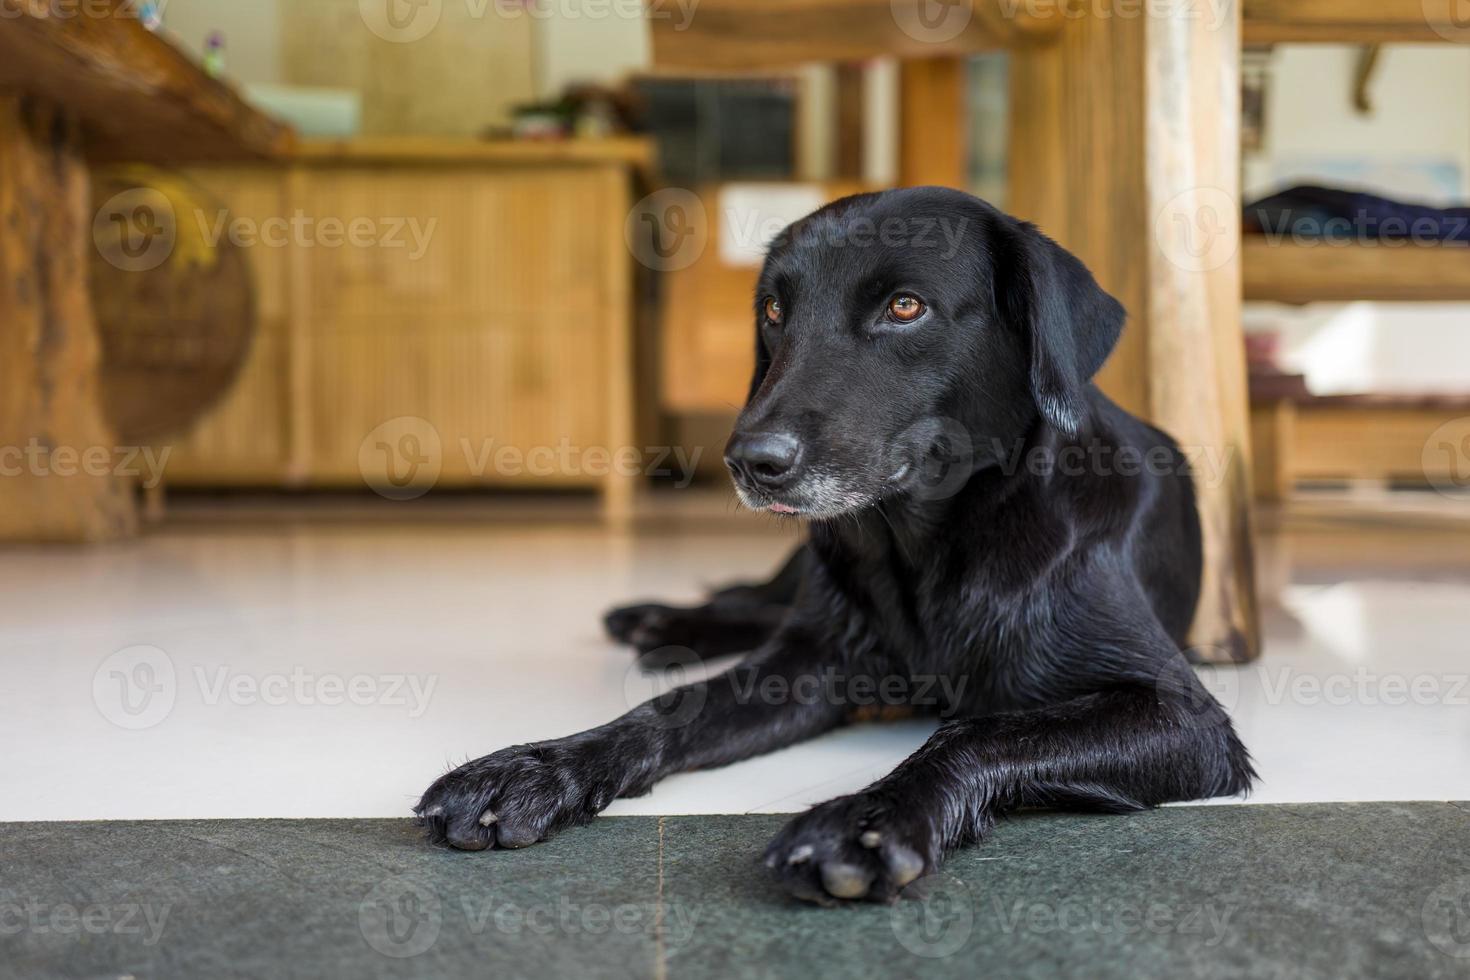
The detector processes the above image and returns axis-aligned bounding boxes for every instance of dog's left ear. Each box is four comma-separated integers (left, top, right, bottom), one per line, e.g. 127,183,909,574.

996,220,1125,435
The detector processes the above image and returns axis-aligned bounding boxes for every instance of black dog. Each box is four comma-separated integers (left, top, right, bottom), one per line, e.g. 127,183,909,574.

417,187,1255,903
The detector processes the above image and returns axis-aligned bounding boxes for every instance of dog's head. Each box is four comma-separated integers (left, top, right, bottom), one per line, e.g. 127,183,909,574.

725,186,1124,519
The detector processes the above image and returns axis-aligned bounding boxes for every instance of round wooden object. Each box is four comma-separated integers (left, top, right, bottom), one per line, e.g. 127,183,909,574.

90,168,257,443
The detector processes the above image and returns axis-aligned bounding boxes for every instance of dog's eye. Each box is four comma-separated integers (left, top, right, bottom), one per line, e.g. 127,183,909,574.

763,297,783,323
887,295,926,323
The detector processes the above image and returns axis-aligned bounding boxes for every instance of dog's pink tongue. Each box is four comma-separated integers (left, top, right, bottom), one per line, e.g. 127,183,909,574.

769,503,798,514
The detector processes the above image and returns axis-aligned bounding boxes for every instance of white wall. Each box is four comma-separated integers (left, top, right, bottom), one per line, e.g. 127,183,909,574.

1244,45,1470,395
1245,45,1470,204
533,1,651,96
158,0,282,84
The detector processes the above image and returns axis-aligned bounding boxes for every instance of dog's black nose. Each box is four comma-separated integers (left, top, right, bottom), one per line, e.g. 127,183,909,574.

725,431,803,491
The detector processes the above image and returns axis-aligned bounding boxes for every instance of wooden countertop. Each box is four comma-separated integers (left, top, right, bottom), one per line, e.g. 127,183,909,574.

0,0,293,162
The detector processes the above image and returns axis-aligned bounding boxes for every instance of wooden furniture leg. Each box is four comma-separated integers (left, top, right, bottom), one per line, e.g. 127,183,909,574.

1010,5,1260,662
1250,401,1296,503
898,57,967,188
0,96,136,542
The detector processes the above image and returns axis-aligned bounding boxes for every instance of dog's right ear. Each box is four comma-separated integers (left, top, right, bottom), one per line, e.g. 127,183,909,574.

995,220,1125,435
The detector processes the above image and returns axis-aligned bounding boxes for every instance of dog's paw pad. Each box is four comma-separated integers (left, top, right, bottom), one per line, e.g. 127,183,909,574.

415,744,604,853
763,798,935,904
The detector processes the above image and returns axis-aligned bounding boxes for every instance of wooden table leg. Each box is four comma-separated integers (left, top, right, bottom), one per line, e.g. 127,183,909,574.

0,95,136,542
1010,5,1260,662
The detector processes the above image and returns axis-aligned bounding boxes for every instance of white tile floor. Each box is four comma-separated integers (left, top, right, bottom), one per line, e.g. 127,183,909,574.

2,499,1468,821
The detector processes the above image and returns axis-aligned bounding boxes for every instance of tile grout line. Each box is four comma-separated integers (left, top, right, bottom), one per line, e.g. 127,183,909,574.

655,815,667,980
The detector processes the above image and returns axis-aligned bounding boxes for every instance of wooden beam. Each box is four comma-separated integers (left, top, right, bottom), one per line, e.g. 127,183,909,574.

1244,238,1470,304
899,57,967,187
0,0,293,163
1244,0,1470,44
1011,3,1260,663
0,96,137,541
647,0,1061,70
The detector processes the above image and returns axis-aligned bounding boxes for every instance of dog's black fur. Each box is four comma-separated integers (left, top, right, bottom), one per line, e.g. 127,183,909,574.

417,187,1255,903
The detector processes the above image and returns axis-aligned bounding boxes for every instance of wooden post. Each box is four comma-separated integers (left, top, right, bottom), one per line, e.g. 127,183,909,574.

0,96,136,542
898,57,967,188
1010,3,1261,662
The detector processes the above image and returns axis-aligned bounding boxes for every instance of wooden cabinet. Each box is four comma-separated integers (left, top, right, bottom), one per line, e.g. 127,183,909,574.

154,140,649,514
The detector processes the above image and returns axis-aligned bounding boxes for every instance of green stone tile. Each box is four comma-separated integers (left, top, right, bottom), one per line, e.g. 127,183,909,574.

0,817,660,980
657,803,1470,980
2,804,1468,979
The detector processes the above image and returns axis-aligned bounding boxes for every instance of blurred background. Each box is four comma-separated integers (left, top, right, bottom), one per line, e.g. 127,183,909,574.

2,0,1469,826
4,3,1470,975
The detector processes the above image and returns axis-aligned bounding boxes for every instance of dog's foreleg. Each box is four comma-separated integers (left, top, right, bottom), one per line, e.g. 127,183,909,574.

764,675,1255,903
604,545,809,662
417,629,848,851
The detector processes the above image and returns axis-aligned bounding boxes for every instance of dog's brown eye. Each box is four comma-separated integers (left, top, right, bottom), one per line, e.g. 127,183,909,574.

763,297,783,322
888,295,925,322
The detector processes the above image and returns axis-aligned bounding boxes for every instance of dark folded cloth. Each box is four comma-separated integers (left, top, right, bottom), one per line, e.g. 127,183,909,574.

1243,184,1470,244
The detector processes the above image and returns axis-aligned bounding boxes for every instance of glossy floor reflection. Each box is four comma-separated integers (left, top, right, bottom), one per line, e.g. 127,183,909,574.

1,495,1467,820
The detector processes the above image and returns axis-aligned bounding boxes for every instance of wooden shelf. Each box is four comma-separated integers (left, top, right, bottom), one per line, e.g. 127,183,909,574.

1243,237,1470,304
1243,0,1467,44
647,0,1061,70
0,0,292,163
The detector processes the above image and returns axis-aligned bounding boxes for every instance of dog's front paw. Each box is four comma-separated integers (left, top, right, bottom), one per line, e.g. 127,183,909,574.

764,794,937,904
415,742,613,852
603,603,701,662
